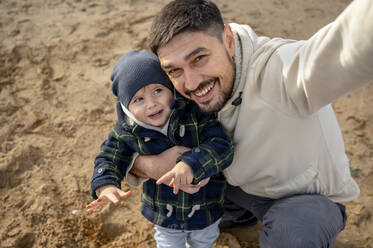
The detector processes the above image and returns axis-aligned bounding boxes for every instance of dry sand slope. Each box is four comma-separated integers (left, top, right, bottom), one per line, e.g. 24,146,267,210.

0,0,372,247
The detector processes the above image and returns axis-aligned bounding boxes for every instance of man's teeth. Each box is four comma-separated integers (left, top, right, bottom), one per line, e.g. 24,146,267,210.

195,81,214,97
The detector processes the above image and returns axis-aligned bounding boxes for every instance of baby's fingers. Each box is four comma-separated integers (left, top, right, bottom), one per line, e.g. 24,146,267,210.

86,196,110,213
173,177,181,195
179,184,200,194
198,177,210,187
157,171,175,185
119,190,132,199
173,184,179,194
106,192,121,205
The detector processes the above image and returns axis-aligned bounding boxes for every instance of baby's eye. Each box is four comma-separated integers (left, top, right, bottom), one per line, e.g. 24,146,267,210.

154,88,162,95
133,97,143,104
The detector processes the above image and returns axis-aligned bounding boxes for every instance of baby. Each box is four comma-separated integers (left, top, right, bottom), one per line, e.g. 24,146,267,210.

87,50,233,247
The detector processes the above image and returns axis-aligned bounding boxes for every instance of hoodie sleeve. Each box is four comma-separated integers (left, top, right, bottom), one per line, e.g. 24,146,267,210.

258,0,373,116
177,105,234,184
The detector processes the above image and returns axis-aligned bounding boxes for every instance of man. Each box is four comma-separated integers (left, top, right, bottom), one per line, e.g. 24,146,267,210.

125,0,373,247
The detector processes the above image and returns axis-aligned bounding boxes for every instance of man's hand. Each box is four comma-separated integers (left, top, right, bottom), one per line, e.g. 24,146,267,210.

86,185,131,213
131,146,190,181
156,161,194,194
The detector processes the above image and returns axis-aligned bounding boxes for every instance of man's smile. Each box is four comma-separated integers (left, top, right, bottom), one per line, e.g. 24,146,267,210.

189,78,217,103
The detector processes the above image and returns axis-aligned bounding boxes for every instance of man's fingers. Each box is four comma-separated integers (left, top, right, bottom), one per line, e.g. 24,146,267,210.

157,171,174,185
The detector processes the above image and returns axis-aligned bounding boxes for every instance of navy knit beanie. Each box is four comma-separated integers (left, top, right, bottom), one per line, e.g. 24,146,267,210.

111,49,173,108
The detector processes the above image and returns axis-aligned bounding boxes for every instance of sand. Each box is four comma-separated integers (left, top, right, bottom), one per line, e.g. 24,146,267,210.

0,0,372,247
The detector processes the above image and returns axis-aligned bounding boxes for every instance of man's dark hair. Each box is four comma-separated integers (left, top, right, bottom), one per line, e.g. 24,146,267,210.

148,0,225,54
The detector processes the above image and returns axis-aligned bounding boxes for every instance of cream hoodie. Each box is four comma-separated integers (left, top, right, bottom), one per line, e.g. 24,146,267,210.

221,0,373,202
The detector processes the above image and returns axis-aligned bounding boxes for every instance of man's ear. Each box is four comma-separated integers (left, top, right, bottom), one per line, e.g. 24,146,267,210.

223,24,235,57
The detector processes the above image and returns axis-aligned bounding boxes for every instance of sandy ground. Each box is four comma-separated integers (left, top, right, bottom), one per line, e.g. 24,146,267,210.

1,0,372,247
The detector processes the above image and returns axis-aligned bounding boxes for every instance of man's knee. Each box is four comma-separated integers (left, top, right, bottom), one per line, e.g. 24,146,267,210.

259,195,346,248
260,222,331,248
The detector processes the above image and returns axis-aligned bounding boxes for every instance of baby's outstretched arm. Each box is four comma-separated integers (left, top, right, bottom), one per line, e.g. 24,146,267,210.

156,161,196,194
86,185,131,213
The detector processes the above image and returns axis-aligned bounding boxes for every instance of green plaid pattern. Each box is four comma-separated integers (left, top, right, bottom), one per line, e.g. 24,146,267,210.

91,93,234,230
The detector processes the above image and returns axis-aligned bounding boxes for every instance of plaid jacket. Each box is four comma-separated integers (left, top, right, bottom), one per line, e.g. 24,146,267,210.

90,93,234,230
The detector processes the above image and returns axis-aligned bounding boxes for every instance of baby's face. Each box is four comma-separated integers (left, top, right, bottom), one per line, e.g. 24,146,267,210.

128,83,173,127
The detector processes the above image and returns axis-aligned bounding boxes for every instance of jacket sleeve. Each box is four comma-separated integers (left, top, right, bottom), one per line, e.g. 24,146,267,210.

90,122,136,199
259,0,373,116
177,106,234,184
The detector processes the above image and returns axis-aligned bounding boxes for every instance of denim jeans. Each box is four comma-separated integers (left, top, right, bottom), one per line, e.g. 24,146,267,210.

154,218,221,248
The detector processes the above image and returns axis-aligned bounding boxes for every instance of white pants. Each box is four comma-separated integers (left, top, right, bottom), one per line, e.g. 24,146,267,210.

154,218,221,248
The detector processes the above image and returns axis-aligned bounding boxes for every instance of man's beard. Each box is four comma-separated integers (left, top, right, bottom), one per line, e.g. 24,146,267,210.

198,51,235,113
197,86,231,113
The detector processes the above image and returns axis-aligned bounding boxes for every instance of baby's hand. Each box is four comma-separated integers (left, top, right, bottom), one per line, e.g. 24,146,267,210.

86,185,131,213
178,177,211,194
156,161,194,194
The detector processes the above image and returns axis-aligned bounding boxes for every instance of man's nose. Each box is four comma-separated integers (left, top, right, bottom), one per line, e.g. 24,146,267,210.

184,68,203,91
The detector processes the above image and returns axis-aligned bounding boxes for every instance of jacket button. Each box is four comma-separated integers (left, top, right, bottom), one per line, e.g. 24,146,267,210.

194,148,200,152
179,124,185,137
144,137,151,142
97,168,103,174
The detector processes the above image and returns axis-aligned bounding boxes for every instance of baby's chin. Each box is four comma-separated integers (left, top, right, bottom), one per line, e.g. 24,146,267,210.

145,119,167,128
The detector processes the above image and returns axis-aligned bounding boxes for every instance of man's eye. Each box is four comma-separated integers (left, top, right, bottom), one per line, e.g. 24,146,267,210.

168,68,182,78
194,55,206,64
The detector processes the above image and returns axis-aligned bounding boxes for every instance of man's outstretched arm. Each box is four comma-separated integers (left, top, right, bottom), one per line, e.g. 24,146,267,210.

259,0,373,116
